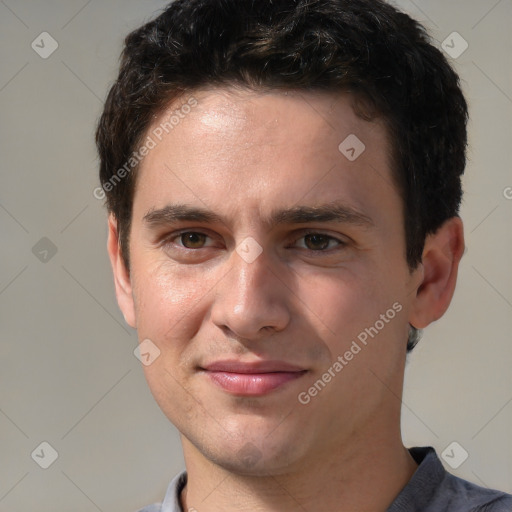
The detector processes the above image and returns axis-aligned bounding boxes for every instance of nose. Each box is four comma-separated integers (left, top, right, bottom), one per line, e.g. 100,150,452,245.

210,245,292,340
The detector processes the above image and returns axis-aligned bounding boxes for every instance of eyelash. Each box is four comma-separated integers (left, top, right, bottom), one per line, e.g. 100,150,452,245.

162,230,346,253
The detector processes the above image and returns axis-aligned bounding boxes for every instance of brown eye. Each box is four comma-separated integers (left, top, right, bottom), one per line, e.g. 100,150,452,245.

303,233,331,250
180,232,207,248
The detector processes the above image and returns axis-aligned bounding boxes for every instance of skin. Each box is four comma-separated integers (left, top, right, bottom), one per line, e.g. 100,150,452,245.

108,87,464,511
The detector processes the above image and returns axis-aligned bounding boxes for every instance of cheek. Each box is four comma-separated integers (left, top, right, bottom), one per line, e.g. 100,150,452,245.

298,263,408,370
131,258,212,345
142,359,201,434
293,266,382,342
132,260,213,423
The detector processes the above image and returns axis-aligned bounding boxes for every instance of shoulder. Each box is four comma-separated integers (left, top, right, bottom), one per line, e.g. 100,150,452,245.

439,471,512,512
390,447,512,512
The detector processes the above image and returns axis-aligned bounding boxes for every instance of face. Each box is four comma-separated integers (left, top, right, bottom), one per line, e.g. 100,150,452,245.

112,87,426,475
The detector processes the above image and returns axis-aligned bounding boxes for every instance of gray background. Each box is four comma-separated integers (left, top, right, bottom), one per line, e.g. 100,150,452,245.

0,1,511,510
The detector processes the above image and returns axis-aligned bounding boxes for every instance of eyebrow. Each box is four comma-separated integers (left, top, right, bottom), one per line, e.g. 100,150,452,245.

143,202,374,230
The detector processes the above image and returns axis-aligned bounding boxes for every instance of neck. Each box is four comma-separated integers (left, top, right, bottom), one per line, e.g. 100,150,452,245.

179,424,418,512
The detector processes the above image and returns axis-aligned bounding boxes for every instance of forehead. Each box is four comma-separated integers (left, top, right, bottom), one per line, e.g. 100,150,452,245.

133,87,399,227
150,87,387,150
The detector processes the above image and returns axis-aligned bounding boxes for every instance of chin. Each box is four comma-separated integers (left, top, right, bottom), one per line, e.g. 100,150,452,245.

185,423,307,476
210,446,299,476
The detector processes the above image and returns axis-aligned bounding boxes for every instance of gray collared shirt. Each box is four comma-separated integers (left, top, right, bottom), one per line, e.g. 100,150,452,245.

137,447,512,512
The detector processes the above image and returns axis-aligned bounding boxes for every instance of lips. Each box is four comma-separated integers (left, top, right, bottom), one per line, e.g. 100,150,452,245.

201,360,307,396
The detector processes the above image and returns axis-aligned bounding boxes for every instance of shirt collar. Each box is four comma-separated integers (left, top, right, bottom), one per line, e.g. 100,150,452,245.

161,471,187,512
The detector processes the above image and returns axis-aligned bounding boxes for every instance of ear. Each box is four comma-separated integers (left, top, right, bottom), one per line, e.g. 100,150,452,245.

409,217,465,329
107,214,137,328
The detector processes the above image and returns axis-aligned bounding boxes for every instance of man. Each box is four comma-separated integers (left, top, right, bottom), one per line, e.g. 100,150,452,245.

96,0,512,510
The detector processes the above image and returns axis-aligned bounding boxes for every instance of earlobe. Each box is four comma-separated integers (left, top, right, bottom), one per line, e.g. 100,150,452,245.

107,215,137,328
409,217,465,329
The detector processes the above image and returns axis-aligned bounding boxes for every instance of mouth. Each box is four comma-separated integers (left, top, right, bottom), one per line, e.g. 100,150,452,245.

200,360,308,396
